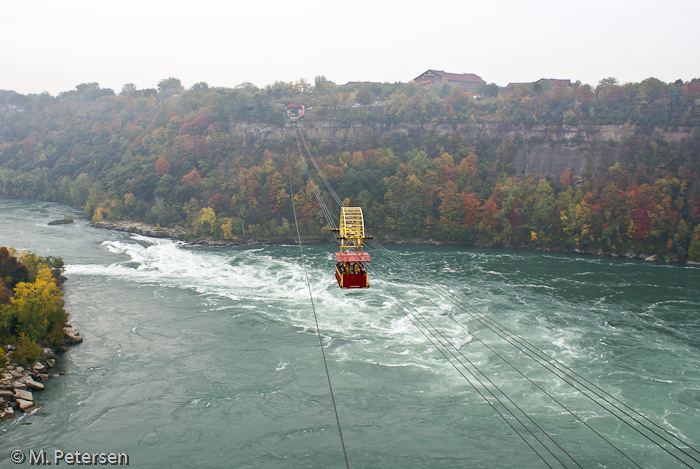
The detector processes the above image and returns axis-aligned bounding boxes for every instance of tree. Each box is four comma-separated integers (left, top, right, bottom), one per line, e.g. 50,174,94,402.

598,77,619,89
190,82,209,92
438,181,465,237
0,247,29,291
120,83,137,95
192,207,217,237
689,225,700,262
532,178,555,229
158,77,184,94
155,157,171,176
2,266,67,345
473,83,500,98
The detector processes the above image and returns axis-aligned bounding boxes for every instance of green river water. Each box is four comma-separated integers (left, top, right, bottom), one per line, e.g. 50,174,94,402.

0,198,699,468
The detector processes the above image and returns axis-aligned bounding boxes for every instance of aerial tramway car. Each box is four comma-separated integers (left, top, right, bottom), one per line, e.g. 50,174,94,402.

286,104,305,121
333,207,371,289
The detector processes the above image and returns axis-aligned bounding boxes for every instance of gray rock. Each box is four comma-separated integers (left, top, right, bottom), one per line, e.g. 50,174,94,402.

48,218,74,225
63,325,83,344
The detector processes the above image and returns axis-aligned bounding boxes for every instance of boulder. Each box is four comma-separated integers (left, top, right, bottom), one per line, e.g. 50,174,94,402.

33,362,45,371
24,378,44,390
14,389,32,401
0,390,13,399
48,218,74,225
63,325,83,344
12,381,26,390
645,254,659,262
16,399,34,412
0,406,14,420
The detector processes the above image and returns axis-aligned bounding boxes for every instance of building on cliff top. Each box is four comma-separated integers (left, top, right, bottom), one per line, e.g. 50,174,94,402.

506,78,572,90
414,70,485,92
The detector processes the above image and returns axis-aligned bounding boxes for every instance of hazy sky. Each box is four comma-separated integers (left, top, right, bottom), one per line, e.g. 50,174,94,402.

2,0,698,95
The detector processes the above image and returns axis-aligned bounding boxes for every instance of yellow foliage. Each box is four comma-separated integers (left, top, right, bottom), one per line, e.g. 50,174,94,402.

8,266,67,343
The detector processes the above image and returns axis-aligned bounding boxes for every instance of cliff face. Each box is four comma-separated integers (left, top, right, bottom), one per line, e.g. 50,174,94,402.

230,121,694,178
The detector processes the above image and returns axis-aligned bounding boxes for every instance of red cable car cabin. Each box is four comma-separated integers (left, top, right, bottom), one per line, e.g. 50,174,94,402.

335,251,371,288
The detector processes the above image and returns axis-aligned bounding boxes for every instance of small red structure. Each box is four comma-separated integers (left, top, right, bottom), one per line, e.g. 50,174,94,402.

334,252,371,288
286,104,305,120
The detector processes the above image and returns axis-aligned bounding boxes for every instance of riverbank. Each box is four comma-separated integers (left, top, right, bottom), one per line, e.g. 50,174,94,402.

0,325,83,419
91,220,700,265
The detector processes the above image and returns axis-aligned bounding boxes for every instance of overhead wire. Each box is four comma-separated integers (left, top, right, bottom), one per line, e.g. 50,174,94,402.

293,125,337,230
287,126,349,468
298,125,345,208
365,243,644,467
366,240,700,468
291,122,577,466
361,261,580,468
290,121,700,467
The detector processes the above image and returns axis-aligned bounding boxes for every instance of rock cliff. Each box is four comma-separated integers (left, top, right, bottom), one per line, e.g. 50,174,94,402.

231,120,693,178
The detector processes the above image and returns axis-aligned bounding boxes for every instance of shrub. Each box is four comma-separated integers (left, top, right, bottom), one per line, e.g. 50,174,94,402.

10,333,41,367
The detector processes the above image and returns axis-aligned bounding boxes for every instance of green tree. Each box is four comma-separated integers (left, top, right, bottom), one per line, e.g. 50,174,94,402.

689,225,700,262
158,77,184,94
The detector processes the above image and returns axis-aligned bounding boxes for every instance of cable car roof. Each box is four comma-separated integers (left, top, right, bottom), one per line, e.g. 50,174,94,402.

335,252,371,263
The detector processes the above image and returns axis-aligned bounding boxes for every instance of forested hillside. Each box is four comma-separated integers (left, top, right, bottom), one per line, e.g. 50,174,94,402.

1,76,700,261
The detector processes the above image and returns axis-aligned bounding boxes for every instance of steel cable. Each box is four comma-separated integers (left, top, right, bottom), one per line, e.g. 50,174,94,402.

292,122,700,467
287,150,349,468
366,240,699,467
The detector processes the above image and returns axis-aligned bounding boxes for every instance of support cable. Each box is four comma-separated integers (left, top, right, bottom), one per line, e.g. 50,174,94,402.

362,261,578,468
287,151,349,469
293,124,337,230
366,240,700,468
365,242,642,467
292,122,700,467
297,123,345,207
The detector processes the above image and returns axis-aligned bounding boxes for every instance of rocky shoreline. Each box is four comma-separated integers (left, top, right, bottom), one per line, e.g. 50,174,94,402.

0,325,83,420
91,220,700,265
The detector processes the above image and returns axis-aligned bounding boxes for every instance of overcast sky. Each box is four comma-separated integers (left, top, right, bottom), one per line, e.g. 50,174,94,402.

2,0,699,95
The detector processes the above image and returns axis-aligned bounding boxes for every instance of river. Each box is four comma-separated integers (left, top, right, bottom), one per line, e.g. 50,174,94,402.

1,198,699,468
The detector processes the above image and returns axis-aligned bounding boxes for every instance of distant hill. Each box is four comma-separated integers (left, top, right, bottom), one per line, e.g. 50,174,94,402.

1,76,699,261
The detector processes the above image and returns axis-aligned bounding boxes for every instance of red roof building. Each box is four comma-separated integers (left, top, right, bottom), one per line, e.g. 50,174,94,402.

413,70,486,92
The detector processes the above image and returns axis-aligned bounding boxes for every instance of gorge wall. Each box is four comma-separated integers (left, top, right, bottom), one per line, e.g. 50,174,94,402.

230,120,694,178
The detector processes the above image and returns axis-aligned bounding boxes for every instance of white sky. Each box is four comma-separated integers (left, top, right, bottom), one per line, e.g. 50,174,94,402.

2,0,699,95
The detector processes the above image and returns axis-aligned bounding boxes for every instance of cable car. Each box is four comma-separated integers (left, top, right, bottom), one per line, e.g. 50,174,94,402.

333,207,371,289
286,104,305,121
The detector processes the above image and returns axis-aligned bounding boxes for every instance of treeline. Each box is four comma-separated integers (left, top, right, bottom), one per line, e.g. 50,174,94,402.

1,76,700,261
0,248,67,367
